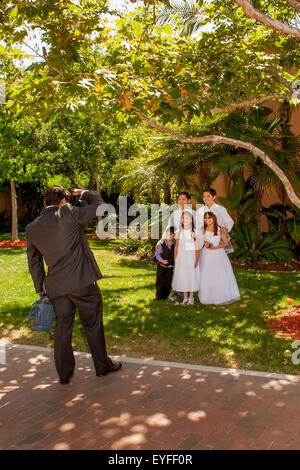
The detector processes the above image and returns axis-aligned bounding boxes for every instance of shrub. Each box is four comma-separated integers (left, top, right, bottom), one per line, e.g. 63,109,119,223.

231,220,293,263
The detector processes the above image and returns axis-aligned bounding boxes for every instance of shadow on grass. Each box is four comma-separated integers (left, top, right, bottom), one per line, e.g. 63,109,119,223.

88,238,121,251
101,274,154,281
0,232,26,241
116,257,156,271
1,291,299,374
1,253,299,374
0,247,27,256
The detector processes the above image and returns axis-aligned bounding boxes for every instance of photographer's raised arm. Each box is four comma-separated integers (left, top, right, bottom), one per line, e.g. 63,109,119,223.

70,190,105,225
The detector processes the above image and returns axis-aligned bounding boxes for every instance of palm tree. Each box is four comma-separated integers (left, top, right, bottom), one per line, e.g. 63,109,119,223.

151,135,211,194
114,148,178,205
233,107,300,203
115,156,162,204
152,106,300,213
157,0,205,36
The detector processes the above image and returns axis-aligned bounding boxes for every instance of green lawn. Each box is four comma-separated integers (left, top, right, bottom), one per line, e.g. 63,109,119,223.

1,234,300,375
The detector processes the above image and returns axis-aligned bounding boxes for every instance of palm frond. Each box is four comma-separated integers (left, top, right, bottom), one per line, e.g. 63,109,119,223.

157,0,205,35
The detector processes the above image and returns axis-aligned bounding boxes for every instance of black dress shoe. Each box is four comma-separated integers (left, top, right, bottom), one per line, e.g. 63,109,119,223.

59,372,73,385
97,362,122,377
60,378,70,385
108,362,122,373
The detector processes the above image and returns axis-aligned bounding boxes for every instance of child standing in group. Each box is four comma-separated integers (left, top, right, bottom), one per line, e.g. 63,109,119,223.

172,212,200,305
198,212,240,305
196,187,234,254
154,227,175,300
156,191,196,302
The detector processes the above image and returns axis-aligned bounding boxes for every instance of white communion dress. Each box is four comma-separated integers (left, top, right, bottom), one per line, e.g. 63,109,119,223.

198,230,240,305
172,229,200,292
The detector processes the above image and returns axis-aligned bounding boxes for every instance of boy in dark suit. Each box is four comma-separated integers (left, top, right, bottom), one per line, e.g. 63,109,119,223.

154,227,175,300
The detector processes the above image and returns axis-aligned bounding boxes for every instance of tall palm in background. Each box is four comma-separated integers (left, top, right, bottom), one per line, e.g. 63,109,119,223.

114,150,179,205
157,0,205,35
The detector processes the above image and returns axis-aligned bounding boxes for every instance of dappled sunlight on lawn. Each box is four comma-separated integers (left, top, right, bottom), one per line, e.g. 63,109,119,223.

0,243,299,374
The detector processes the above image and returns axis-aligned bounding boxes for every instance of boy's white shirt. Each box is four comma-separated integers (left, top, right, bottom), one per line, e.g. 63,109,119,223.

196,203,234,232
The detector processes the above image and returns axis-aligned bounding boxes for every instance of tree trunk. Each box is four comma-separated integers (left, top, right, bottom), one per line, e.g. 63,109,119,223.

256,192,263,238
164,181,171,205
10,179,18,241
197,161,209,192
94,173,101,196
152,185,161,205
87,166,94,191
278,100,292,205
68,175,78,189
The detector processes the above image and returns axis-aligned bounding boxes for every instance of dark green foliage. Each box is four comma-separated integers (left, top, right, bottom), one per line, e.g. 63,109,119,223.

231,221,293,262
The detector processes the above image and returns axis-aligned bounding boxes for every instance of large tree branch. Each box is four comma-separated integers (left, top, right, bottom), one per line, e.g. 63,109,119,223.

136,111,300,208
235,0,300,38
211,92,293,114
285,0,300,13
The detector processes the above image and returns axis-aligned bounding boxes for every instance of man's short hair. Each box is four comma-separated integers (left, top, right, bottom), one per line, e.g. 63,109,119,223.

167,226,175,234
202,187,216,197
178,191,191,200
44,186,69,206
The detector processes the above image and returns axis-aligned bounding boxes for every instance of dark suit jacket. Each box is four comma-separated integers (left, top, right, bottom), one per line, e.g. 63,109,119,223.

25,191,104,299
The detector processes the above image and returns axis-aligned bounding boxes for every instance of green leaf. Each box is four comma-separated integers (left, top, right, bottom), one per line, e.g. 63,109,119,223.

286,218,300,242
8,5,18,19
230,176,246,207
256,232,279,250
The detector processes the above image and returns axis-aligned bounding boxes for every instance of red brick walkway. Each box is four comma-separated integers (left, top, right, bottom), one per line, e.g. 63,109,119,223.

1,343,300,450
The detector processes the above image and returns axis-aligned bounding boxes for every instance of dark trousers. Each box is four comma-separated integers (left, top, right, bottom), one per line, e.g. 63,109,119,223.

156,265,173,299
51,283,113,381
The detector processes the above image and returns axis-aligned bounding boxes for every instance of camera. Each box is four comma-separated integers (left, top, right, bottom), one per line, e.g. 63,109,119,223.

66,194,85,207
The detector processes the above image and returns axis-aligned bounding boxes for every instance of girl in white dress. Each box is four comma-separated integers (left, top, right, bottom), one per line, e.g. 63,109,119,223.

198,212,240,305
172,211,200,305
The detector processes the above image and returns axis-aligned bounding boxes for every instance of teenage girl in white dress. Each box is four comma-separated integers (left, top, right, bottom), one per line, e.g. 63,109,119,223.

198,212,240,305
172,211,200,305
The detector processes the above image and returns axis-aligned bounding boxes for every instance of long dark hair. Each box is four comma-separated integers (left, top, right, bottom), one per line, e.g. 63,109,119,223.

181,211,196,237
204,211,219,236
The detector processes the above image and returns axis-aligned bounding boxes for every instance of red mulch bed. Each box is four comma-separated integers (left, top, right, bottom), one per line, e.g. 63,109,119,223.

267,305,300,340
0,239,27,248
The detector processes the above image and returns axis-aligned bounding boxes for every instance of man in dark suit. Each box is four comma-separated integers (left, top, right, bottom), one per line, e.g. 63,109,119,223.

26,186,122,384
